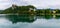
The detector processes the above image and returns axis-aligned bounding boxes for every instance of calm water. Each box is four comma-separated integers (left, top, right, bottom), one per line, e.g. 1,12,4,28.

0,14,60,28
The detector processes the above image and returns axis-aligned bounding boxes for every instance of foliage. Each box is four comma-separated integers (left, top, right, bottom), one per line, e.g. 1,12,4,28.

2,5,36,14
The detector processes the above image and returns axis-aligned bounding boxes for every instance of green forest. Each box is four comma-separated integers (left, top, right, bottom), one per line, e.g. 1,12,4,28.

0,4,60,15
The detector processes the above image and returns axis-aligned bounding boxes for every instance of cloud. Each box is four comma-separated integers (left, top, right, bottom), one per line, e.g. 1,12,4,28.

0,0,60,10
0,0,12,10
23,0,60,9
12,0,60,9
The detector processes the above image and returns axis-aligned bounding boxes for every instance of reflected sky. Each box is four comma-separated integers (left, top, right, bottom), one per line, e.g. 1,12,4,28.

0,15,60,28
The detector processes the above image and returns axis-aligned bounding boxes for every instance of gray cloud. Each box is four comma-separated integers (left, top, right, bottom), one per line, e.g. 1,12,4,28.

0,0,60,10
13,0,60,9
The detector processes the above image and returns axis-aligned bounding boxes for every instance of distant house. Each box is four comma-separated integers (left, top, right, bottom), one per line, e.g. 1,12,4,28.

53,10,56,14
29,8,36,12
12,4,17,10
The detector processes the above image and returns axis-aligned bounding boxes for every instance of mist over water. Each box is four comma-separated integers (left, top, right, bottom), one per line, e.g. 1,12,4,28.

0,14,60,28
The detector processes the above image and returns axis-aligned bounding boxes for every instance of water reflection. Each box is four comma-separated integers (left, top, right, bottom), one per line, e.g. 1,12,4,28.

0,15,60,28
55,15,60,19
37,15,53,19
5,15,60,24
37,15,60,19
5,15,36,23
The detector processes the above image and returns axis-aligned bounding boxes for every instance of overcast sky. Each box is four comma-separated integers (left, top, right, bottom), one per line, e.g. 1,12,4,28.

0,0,60,10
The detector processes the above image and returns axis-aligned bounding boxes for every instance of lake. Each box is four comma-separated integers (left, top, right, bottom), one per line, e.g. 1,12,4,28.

0,14,60,28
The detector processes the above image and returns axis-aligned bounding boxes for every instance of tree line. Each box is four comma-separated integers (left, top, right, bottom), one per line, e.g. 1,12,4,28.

0,4,60,15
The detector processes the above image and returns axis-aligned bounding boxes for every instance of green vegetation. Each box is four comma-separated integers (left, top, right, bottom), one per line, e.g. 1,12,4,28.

0,4,60,15
1,5,36,15
36,9,60,15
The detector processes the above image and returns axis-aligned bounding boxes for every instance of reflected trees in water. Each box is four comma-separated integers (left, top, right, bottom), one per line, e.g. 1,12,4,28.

5,15,36,23
37,15,60,19
5,15,60,24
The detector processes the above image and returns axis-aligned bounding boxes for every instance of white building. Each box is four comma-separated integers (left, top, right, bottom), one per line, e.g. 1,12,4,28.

53,10,56,14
